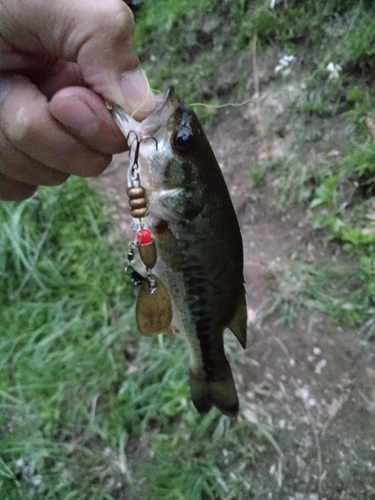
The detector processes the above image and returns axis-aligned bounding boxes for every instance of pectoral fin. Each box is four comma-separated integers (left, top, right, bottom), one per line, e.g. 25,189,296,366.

153,219,184,269
227,291,247,349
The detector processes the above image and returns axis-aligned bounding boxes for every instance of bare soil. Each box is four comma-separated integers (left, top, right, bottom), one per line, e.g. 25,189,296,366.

94,82,375,500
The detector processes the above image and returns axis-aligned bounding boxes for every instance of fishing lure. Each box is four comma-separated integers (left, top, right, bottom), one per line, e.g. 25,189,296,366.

122,130,172,337
111,89,247,416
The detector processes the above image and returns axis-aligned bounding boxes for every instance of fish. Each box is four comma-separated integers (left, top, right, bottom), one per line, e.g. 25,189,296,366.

112,88,247,416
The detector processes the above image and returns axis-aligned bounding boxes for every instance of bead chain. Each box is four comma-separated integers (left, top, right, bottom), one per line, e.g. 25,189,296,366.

124,134,158,293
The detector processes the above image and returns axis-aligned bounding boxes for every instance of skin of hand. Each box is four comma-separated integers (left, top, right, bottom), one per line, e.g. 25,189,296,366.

0,0,156,201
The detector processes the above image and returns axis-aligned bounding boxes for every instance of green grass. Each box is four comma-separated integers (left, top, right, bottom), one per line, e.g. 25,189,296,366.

303,89,375,330
262,97,375,330
0,179,136,498
228,2,375,331
0,179,272,499
134,0,375,106
264,254,370,328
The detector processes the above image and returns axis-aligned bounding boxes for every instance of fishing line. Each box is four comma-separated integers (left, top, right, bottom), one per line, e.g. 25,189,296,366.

189,96,257,109
150,85,258,111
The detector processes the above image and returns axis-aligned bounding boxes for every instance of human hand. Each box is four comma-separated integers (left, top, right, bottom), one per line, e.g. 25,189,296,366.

0,0,156,201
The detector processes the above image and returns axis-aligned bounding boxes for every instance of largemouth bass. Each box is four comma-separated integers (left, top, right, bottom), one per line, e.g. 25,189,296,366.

112,88,247,416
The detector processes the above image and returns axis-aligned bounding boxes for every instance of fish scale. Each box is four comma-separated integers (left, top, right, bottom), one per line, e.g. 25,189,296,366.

112,87,247,416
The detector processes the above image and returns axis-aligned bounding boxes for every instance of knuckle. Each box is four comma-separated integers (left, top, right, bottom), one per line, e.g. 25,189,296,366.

108,2,134,33
92,1,134,35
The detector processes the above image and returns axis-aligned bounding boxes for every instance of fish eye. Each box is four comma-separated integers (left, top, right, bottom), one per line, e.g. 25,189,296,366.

173,128,193,153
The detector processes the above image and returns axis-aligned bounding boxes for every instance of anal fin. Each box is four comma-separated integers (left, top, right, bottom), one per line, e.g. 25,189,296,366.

227,291,247,349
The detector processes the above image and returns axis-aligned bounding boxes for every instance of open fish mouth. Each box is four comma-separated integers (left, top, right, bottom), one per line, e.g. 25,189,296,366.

111,87,178,141
111,87,181,194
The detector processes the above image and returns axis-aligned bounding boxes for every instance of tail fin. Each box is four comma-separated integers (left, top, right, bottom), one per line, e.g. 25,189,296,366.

189,371,239,417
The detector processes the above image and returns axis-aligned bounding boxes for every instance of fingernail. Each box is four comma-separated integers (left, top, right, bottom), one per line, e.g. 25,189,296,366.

120,68,156,120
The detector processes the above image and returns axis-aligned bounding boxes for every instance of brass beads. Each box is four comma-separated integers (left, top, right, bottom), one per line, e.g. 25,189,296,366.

127,186,149,218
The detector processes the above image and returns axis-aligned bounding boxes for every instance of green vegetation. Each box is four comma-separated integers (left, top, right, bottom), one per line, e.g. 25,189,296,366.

134,0,218,104
134,0,375,104
263,82,375,331
264,254,368,328
0,179,134,498
305,92,375,331
219,0,375,331
0,179,271,498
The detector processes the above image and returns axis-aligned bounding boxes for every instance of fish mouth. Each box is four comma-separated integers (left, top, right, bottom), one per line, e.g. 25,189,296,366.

139,86,178,137
111,86,178,140
152,86,177,113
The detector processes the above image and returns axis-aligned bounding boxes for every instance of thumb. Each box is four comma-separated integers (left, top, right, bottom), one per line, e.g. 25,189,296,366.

71,1,157,119
30,0,156,119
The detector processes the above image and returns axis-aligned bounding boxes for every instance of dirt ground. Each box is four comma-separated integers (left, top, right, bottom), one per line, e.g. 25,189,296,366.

95,84,375,499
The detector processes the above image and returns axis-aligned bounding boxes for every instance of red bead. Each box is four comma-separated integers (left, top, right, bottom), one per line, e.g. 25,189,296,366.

136,228,152,245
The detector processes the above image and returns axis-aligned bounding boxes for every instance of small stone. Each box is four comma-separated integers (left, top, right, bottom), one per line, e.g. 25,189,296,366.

315,359,327,374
